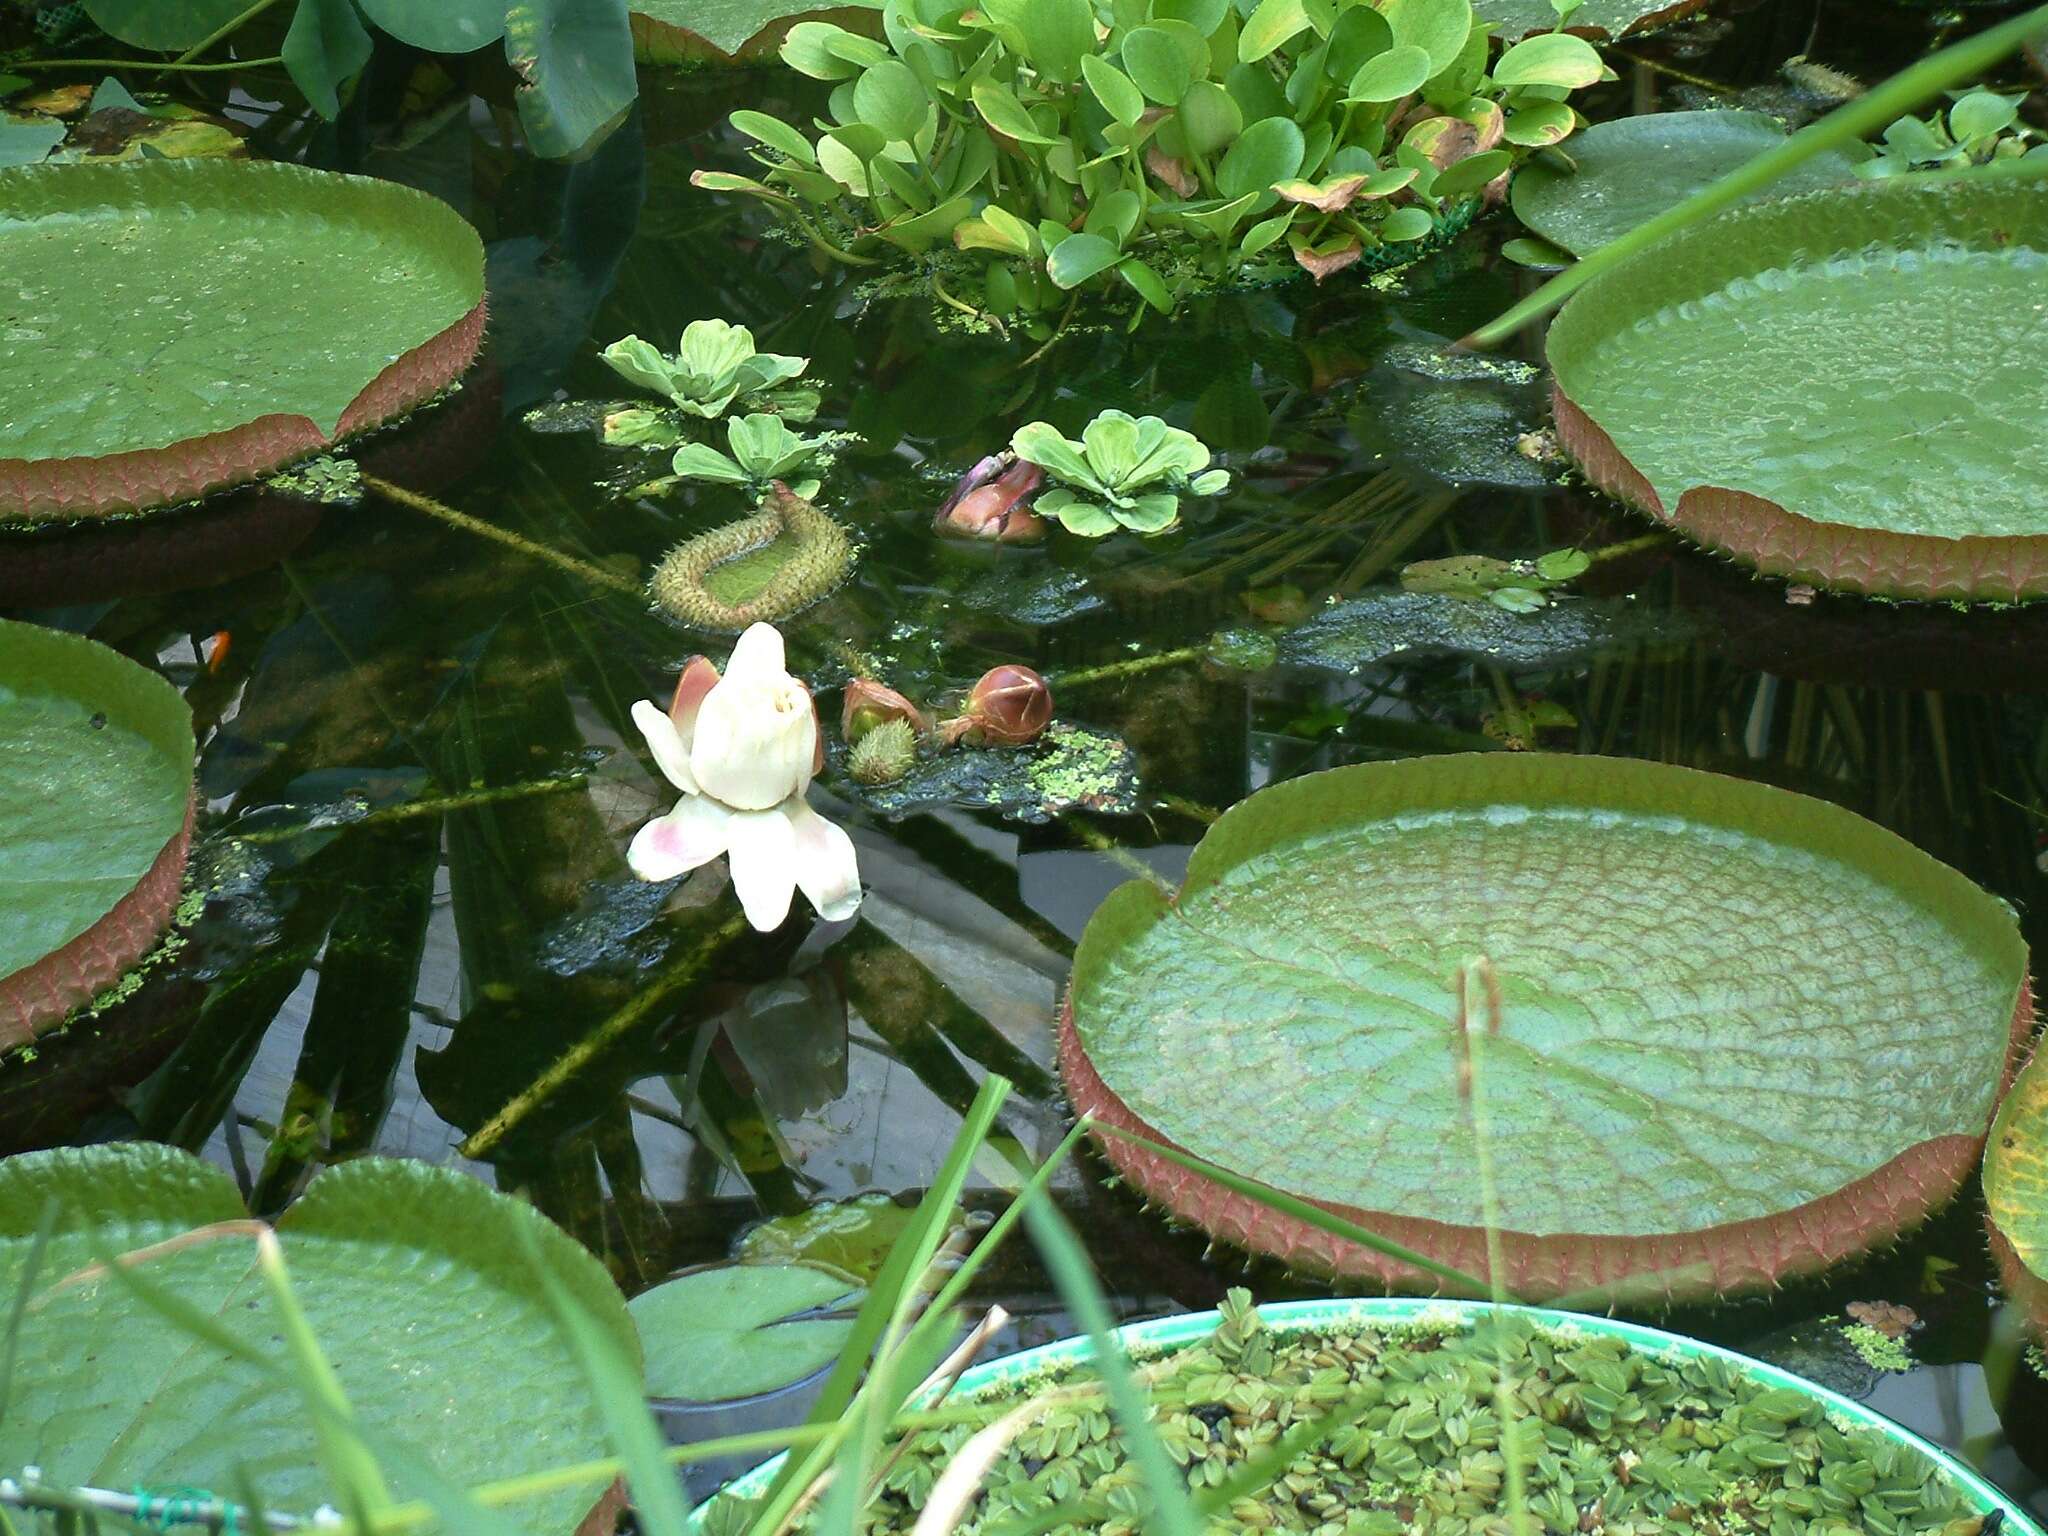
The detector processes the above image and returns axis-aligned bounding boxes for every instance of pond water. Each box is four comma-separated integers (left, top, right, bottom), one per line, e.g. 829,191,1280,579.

6,0,2048,1519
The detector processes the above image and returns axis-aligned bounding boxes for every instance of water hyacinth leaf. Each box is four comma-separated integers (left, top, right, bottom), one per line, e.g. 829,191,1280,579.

1241,209,1294,253
971,78,1060,144
505,0,638,160
1347,43,1432,102
353,0,505,52
1178,78,1245,156
1549,176,2048,599
1493,31,1607,88
1324,4,1395,85
1380,204,1435,239
1510,111,1865,256
1083,52,1148,126
629,1263,864,1401
0,1147,633,1535
1238,0,1311,63
1216,115,1305,199
0,161,484,521
1430,146,1511,197
1124,25,1196,104
1061,755,2026,1303
1119,256,1175,312
732,108,819,166
1048,231,1125,288
1504,97,1577,147
1381,0,1471,75
1086,187,1144,245
0,622,194,1048
781,20,866,78
80,0,251,49
984,0,1094,82
1502,234,1572,267
873,193,971,251
1949,90,2021,144
1152,0,1231,35
853,58,928,141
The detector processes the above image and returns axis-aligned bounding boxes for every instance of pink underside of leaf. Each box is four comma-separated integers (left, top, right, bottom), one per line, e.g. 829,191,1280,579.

1553,382,2048,602
0,790,194,1049
1060,977,2033,1306
0,299,487,522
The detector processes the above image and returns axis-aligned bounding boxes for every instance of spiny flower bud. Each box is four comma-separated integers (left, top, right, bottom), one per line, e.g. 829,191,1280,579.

841,677,928,745
848,718,917,785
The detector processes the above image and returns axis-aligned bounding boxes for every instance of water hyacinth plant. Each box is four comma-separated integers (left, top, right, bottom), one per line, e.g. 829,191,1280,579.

1860,87,2047,176
600,318,819,421
671,414,837,498
1012,410,1228,536
691,0,1602,321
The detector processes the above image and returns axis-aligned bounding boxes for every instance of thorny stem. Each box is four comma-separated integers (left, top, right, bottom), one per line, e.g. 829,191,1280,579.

1054,644,1201,688
458,912,750,1159
360,475,643,596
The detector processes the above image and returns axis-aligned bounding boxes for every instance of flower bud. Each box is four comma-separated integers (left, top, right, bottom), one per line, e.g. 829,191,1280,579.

962,664,1053,747
934,454,1047,543
848,718,918,785
841,677,929,745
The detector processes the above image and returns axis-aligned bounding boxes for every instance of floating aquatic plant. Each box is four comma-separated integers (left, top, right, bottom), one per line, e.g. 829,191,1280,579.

627,623,861,933
600,319,819,422
1400,549,1590,611
1012,411,1228,538
1861,87,2046,176
648,482,855,631
1062,754,2028,1303
670,413,838,497
705,1294,1987,1536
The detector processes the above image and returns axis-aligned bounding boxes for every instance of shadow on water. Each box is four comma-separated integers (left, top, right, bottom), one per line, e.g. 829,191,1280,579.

5,0,2048,1510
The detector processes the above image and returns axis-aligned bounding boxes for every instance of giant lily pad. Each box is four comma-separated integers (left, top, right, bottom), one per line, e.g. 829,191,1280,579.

1,621,194,1050
1478,0,1704,38
1549,177,2048,600
1511,111,1866,257
0,1145,634,1533
0,160,484,522
1985,1042,2048,1334
1061,754,2027,1304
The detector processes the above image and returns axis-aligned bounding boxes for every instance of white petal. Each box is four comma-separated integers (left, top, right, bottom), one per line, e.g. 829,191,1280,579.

632,699,697,793
691,676,813,810
722,622,788,689
785,797,862,922
626,795,731,882
725,807,799,930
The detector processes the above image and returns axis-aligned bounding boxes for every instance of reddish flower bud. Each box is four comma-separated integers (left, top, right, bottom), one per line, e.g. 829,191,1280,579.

841,677,929,744
961,664,1053,747
934,454,1047,543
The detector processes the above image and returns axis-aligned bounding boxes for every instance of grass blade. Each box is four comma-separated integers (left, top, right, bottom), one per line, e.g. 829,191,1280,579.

1086,1118,1504,1298
1463,2,2048,346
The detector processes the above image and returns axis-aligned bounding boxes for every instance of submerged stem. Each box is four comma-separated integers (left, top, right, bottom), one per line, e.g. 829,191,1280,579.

360,475,642,596
8,54,284,71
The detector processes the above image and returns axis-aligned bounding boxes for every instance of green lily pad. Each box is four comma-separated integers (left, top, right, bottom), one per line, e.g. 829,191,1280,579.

1478,0,1703,38
0,160,484,522
0,1145,634,1534
631,1262,864,1402
1985,1035,2048,1335
1278,590,1674,672
1062,754,2026,1304
1,620,194,1051
1511,110,1867,257
1549,177,2048,600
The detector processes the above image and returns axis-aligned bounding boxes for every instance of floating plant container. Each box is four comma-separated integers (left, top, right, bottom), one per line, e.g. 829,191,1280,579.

1549,176,2048,600
0,160,484,521
1060,755,2030,1304
684,1298,2045,1536
0,621,195,1050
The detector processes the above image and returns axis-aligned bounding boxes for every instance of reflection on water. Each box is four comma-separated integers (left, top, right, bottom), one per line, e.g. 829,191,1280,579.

4,0,2047,1514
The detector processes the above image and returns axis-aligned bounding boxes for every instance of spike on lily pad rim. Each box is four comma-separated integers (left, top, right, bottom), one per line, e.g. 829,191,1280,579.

683,1296,2047,1536
0,160,486,522
1547,177,2048,601
0,621,196,1047
1057,753,2032,1305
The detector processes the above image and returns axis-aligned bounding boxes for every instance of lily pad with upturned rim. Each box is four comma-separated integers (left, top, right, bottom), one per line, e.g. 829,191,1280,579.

1061,753,2029,1304
1549,177,2048,600
1,620,195,1051
1478,0,1705,38
1985,1040,2048,1333
0,160,485,522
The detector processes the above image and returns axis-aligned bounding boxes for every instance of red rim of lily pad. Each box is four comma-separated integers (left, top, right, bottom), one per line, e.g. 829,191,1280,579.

1058,754,2032,1305
1549,177,2048,601
0,161,485,522
0,623,195,1049
1488,0,1707,39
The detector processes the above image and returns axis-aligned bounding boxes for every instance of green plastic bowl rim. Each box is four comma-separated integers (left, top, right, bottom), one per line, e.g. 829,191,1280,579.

684,1296,2043,1533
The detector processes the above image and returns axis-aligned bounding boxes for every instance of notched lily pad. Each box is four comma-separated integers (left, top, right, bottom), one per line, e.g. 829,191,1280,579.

630,1261,863,1403
1,621,195,1051
1062,754,2028,1303
852,723,1139,823
1550,177,2048,600
0,160,484,521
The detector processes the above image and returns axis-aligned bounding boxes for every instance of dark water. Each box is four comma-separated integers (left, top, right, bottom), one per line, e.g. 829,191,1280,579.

6,0,2048,1517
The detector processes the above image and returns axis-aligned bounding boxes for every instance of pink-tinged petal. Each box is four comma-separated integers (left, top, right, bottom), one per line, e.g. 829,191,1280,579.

632,699,698,794
627,794,732,882
725,806,799,931
669,655,721,749
722,622,787,690
785,797,861,922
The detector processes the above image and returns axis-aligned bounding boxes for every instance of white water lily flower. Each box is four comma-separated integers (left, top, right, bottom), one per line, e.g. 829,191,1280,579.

627,623,861,932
